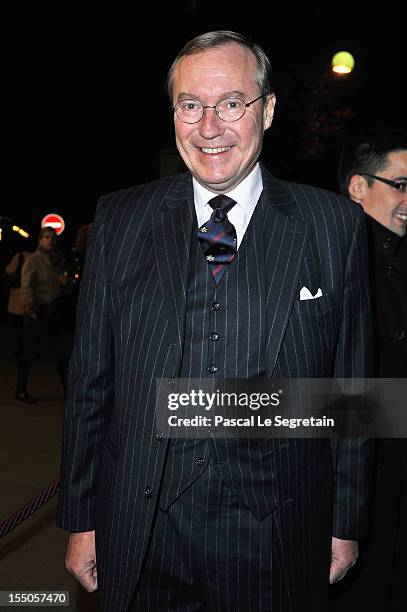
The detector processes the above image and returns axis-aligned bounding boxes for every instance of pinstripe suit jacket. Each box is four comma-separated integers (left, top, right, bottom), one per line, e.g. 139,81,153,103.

57,164,372,611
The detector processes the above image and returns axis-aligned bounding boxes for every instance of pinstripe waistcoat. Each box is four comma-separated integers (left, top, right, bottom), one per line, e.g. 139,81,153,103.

159,194,293,522
57,163,372,611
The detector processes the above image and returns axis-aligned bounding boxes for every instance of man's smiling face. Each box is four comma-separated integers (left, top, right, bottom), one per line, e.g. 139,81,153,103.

358,151,407,237
172,42,275,194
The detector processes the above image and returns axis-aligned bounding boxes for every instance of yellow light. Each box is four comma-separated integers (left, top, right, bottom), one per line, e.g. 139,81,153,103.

12,225,30,238
332,51,355,75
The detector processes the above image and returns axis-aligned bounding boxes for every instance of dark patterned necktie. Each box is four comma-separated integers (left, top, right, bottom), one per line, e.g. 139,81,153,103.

198,194,237,284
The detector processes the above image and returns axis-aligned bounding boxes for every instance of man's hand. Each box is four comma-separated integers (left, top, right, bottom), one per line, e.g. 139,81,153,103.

329,537,358,584
65,530,98,592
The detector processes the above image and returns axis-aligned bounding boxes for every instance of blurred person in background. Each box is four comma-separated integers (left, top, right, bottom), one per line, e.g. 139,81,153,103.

334,127,407,612
16,226,67,403
4,249,32,356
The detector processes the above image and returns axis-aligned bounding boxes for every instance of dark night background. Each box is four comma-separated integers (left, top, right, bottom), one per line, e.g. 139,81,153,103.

0,6,404,603
1,3,405,274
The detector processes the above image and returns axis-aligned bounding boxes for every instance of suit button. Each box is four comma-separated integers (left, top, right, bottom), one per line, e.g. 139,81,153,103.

144,486,152,499
385,265,395,276
210,332,219,341
168,377,176,386
155,433,163,441
196,457,205,466
382,238,392,248
211,302,220,311
395,329,406,340
208,364,218,374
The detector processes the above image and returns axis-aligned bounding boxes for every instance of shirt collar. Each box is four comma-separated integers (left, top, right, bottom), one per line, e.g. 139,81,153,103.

193,163,263,214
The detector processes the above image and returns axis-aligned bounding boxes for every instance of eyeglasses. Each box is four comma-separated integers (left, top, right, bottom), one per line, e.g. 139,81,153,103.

360,173,407,194
173,95,264,124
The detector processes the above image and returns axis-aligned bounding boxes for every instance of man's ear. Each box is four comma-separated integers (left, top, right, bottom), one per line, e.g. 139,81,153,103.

263,93,276,131
348,175,367,204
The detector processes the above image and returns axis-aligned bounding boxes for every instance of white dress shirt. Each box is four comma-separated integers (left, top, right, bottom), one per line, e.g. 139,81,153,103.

193,163,263,249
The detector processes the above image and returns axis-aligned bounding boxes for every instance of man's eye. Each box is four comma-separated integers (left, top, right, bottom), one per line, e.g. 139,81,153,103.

226,99,243,109
396,181,407,193
181,101,200,111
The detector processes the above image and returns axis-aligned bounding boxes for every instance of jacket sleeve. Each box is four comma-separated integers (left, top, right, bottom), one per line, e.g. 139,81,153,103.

330,207,373,540
57,196,114,532
20,256,38,316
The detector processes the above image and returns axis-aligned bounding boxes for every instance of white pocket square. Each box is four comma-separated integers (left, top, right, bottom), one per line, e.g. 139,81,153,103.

300,286,323,301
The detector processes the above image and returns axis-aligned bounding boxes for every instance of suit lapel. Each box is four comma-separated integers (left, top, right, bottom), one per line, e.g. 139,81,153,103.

152,174,195,369
260,166,310,376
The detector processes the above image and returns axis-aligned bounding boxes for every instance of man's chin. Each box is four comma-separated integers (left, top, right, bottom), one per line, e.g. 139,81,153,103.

391,222,407,238
193,171,237,193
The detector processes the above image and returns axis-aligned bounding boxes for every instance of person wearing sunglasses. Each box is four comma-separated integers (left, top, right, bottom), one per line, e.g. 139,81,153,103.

335,128,407,611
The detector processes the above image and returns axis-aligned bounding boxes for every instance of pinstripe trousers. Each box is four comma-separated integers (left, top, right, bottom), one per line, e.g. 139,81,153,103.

130,464,291,612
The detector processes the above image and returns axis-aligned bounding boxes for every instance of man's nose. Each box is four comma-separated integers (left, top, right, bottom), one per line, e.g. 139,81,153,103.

198,107,225,139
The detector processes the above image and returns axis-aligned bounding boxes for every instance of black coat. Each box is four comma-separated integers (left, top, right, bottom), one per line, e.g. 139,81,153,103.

57,165,373,611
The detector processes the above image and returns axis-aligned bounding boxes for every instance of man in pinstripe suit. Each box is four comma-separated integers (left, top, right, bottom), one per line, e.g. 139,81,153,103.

57,31,372,611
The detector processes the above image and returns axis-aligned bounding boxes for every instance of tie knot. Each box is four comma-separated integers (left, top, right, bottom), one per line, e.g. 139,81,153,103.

208,195,236,214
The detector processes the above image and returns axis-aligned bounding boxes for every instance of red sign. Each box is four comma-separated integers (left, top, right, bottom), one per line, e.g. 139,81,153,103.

41,213,65,235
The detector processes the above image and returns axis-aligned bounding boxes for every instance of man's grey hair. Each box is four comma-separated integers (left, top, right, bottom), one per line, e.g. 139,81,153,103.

167,30,272,102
